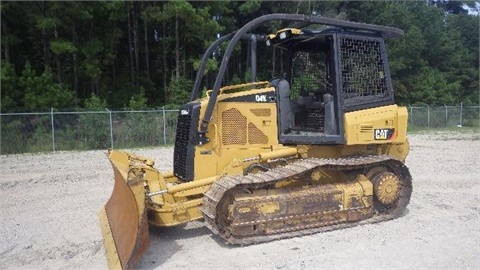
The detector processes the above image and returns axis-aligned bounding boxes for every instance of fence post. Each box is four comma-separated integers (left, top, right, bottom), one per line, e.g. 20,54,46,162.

459,102,463,127
51,107,55,152
106,108,114,149
163,107,167,145
408,105,412,121
444,104,448,127
426,104,430,127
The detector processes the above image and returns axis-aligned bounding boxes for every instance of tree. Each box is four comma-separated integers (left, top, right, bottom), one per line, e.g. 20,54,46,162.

1,1,478,111
20,62,74,110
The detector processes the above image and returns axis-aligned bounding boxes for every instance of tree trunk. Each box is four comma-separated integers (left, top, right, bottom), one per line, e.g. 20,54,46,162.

54,25,62,84
133,3,140,92
143,2,150,80
89,20,97,95
40,1,50,71
2,21,10,64
183,32,186,77
175,14,180,82
42,27,50,70
163,19,167,102
127,5,135,88
112,58,117,94
72,23,78,101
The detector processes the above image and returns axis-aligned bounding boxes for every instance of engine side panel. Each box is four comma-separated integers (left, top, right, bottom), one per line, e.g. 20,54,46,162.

344,105,408,145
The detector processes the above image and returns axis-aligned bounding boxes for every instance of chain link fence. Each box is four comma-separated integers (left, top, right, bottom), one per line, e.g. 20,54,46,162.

0,109,179,155
407,104,479,128
1,105,479,155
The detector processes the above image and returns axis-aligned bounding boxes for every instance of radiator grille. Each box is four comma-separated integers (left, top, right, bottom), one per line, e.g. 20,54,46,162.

248,122,268,144
173,115,191,179
250,108,271,117
222,108,247,145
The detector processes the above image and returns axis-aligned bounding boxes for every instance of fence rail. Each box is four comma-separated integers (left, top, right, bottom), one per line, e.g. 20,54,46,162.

1,105,479,155
0,109,179,155
407,104,479,128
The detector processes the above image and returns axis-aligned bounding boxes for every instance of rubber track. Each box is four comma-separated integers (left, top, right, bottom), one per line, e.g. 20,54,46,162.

201,155,412,245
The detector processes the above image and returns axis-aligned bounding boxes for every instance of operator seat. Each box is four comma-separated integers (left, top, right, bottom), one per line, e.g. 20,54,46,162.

271,79,294,134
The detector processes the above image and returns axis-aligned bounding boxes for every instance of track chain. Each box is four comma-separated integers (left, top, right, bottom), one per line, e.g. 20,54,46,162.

201,155,412,245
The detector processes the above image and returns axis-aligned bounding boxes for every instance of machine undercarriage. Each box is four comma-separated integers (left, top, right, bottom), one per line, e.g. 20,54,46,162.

204,155,412,244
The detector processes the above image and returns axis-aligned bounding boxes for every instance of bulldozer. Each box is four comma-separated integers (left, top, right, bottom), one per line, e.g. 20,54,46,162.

99,14,412,269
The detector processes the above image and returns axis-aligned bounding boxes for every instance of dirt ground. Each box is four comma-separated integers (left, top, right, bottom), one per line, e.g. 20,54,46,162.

1,130,479,269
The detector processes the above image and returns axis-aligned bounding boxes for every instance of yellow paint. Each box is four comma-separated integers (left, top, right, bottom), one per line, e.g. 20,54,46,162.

344,105,408,145
257,202,281,214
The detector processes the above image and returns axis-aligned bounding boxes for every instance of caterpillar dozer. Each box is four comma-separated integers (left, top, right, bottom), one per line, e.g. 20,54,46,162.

99,14,412,269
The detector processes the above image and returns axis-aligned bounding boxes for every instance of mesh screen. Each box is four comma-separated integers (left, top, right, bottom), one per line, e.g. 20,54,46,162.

291,51,328,97
339,35,391,107
173,115,191,179
221,108,269,145
222,108,247,145
250,108,271,117
248,122,268,144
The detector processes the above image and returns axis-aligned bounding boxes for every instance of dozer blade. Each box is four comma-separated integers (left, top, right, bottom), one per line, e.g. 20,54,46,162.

99,152,150,269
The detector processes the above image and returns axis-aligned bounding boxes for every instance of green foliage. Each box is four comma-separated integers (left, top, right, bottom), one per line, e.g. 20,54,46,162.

290,73,319,99
0,1,478,111
25,116,52,152
193,58,219,76
78,94,110,149
1,63,21,110
50,40,77,54
167,75,192,106
0,115,53,154
1,119,25,153
115,110,162,148
238,1,262,14
84,94,107,109
20,62,74,110
2,61,74,111
126,92,148,110
81,39,103,80
347,1,479,105
409,67,457,105
35,17,60,30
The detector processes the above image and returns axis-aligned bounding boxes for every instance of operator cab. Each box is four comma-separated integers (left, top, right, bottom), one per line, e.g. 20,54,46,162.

268,28,395,145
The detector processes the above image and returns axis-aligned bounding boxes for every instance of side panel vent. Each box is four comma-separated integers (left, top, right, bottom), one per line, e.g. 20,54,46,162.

222,108,247,145
250,108,271,117
360,124,374,133
248,122,268,144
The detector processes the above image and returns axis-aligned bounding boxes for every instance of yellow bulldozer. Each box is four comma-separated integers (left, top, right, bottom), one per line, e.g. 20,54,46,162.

99,14,412,269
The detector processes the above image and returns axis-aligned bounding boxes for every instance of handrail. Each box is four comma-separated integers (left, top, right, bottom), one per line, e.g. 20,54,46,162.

189,32,236,101
190,33,266,102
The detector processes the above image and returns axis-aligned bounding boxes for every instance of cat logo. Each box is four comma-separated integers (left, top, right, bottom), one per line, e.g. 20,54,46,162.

374,128,395,140
255,95,267,102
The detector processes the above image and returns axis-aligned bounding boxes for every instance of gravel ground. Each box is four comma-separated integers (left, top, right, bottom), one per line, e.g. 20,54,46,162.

0,130,479,269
